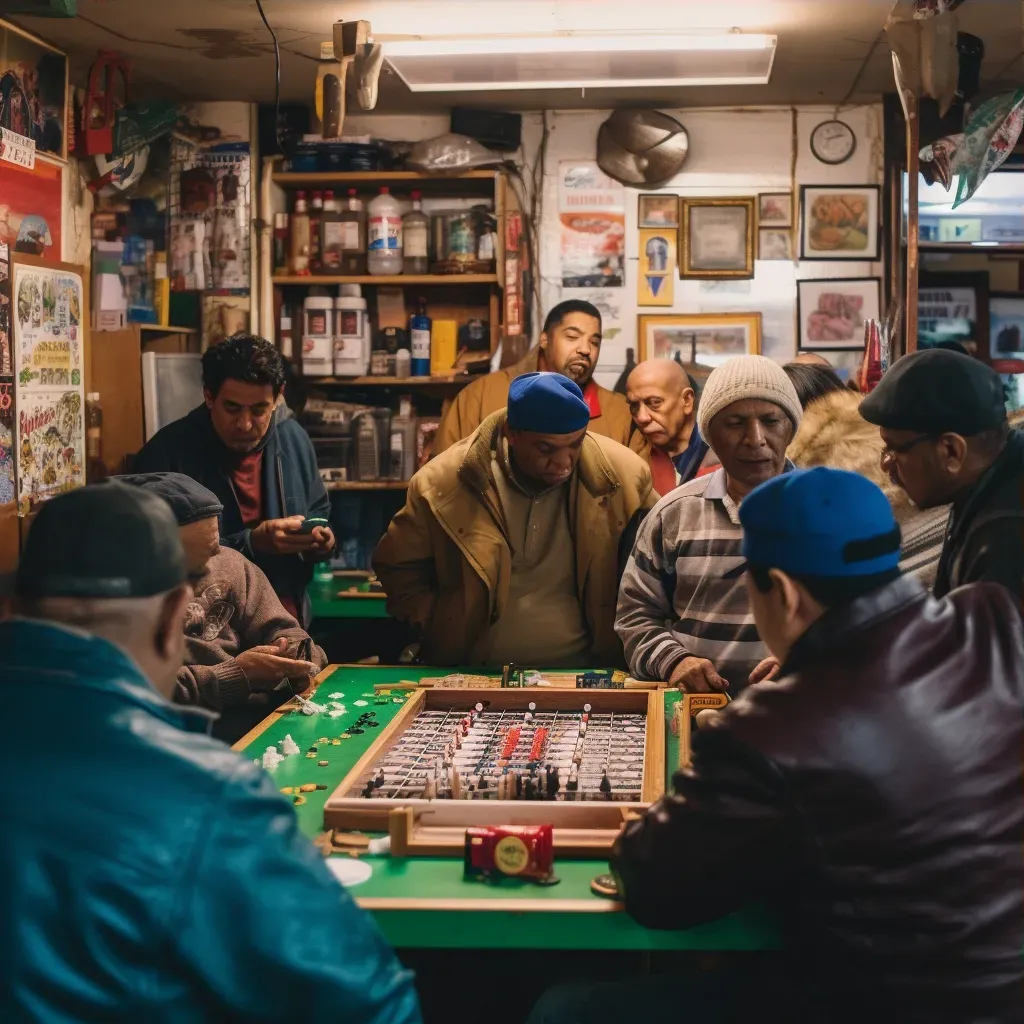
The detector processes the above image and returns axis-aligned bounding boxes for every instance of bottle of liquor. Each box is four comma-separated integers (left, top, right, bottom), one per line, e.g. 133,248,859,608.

86,392,105,482
402,190,430,275
409,297,431,377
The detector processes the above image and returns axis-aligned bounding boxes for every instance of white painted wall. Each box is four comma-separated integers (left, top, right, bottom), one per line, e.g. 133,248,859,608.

348,102,885,386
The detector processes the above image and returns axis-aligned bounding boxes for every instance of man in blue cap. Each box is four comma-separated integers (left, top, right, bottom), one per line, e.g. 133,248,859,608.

374,372,655,667
565,468,1023,1024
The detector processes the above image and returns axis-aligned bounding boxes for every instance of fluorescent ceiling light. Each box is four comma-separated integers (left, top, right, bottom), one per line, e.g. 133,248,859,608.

384,32,777,92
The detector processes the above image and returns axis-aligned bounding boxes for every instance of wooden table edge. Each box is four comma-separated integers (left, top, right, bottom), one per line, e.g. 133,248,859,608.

357,896,623,914
231,664,338,751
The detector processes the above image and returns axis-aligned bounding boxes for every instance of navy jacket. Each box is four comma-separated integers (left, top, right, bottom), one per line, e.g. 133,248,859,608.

0,619,421,1024
134,404,331,624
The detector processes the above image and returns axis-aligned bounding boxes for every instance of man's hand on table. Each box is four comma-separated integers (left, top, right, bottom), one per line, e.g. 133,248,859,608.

235,638,317,693
749,656,781,685
250,517,320,556
670,656,728,694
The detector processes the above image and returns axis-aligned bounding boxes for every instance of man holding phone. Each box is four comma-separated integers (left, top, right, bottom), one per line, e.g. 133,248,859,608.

135,334,335,626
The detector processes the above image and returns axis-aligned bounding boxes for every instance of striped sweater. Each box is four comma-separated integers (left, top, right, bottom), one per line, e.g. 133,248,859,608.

615,467,767,690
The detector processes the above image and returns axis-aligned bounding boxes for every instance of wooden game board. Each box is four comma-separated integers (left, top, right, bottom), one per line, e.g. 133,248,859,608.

323,688,665,856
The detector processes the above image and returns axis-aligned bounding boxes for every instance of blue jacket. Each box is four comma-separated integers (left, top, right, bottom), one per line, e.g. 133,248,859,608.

0,620,421,1024
134,404,332,624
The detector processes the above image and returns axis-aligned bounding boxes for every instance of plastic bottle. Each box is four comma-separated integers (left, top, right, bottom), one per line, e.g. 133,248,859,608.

389,396,417,481
86,392,105,482
318,189,345,275
340,189,367,275
367,186,403,275
308,190,324,273
409,296,431,377
333,285,370,376
289,191,310,275
402,190,429,275
302,295,334,376
279,303,294,360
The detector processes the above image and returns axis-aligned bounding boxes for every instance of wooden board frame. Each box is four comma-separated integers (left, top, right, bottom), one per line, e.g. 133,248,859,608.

323,688,666,857
675,693,730,771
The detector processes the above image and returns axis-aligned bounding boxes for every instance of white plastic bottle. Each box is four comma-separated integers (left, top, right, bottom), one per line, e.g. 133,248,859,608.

367,186,403,275
333,285,370,376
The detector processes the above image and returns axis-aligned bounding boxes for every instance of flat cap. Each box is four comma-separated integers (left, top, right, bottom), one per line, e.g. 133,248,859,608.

860,349,1006,436
507,371,591,434
116,472,224,526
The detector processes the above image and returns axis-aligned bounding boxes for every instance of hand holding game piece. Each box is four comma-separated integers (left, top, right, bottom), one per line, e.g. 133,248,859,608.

236,640,317,691
670,656,729,694
749,656,781,685
250,516,318,555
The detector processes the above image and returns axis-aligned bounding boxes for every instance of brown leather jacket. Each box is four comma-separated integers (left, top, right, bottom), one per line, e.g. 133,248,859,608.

612,576,1024,1023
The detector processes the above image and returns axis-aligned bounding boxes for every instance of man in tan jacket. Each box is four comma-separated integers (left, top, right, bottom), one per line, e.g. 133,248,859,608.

432,299,636,455
374,372,656,668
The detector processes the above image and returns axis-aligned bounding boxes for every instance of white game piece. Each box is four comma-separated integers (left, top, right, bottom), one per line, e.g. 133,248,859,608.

354,699,369,707
583,703,592,713
528,702,537,712
328,709,345,718
262,746,282,770
326,858,373,888
328,692,345,699
475,703,483,712
367,836,391,856
280,734,300,756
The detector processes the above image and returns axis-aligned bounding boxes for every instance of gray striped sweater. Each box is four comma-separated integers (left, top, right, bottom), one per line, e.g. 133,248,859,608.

616,468,767,690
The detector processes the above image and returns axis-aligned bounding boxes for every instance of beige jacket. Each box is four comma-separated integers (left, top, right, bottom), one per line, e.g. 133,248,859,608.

788,389,947,587
433,347,639,456
373,410,656,667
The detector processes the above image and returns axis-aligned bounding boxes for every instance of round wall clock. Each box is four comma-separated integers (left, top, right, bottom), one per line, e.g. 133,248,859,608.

810,119,856,165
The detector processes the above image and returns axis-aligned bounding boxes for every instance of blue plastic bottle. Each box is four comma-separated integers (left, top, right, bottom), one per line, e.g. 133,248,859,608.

409,297,432,377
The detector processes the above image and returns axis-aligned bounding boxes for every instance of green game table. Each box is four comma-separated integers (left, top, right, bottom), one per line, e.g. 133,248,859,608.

236,665,780,951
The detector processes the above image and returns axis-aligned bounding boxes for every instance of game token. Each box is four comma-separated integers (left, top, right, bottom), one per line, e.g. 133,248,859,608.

299,783,317,793
293,795,306,806
317,737,328,744
332,739,341,745
392,697,404,704
354,700,368,707
590,873,620,899
305,752,316,759
328,693,345,699
318,760,329,767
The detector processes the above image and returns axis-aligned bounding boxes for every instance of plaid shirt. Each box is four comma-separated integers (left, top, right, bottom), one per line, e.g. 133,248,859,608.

616,466,780,689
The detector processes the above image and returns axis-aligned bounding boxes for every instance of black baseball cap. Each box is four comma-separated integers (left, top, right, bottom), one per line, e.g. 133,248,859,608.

14,482,187,599
116,472,224,526
860,349,1006,436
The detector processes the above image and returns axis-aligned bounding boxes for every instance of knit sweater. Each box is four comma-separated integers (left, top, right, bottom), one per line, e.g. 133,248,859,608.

176,546,327,742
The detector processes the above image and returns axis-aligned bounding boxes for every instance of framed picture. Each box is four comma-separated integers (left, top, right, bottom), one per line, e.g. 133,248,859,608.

679,197,754,279
758,228,792,261
758,192,792,227
797,277,882,350
990,294,1024,357
0,19,68,160
799,185,881,261
638,312,761,367
638,193,678,228
918,271,989,356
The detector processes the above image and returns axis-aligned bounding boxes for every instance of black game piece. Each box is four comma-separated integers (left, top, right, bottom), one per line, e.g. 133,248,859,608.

348,728,364,735
308,746,318,753
524,777,536,801
515,773,523,798
362,780,375,797
599,771,612,797
547,766,560,798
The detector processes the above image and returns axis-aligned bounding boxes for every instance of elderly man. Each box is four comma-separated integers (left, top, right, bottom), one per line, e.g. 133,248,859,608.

432,300,635,455
119,472,327,744
616,355,802,692
1,484,420,1023
374,372,655,667
598,468,1024,1024
625,358,711,492
860,348,1024,599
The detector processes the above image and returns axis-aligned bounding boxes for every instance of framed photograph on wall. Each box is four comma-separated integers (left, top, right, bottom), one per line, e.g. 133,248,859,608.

758,228,793,261
799,185,881,261
679,197,755,279
638,312,762,367
638,193,678,228
758,192,792,227
797,277,882,350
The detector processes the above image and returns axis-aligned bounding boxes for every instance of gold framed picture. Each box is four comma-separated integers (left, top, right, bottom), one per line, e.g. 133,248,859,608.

637,312,762,366
679,197,755,279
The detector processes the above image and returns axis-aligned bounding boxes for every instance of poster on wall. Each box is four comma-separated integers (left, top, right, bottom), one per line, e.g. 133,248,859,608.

0,19,67,160
0,380,13,505
0,156,62,261
0,241,10,376
12,263,84,513
558,162,625,289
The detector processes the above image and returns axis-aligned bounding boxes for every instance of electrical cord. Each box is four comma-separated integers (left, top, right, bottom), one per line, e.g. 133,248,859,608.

254,0,283,152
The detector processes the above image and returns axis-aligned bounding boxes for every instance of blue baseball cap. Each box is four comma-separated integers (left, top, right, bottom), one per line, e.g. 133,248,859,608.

507,371,591,434
739,467,901,578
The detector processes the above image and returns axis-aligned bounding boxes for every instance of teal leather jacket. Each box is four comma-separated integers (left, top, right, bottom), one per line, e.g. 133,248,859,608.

0,619,421,1024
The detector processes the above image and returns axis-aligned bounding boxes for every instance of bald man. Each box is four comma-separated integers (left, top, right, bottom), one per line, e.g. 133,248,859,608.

626,359,712,493
790,352,833,367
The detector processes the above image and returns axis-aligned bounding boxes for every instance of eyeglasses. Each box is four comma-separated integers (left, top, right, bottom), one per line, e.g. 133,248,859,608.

880,434,934,462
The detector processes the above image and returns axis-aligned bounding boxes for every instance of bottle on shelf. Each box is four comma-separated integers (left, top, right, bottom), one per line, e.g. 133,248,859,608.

302,294,334,376
279,302,294,361
333,285,371,376
389,396,417,481
318,189,344,275
86,392,105,483
409,296,432,377
273,213,289,276
403,190,429,275
337,189,366,275
289,190,310,275
367,185,403,276
308,190,324,273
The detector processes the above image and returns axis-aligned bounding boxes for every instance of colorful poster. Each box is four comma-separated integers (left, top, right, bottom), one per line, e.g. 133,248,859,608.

0,380,13,506
558,162,625,289
0,241,10,375
0,156,62,260
12,263,84,512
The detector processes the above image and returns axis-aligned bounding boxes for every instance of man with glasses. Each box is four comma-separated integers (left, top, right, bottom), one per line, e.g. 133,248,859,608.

860,348,1024,599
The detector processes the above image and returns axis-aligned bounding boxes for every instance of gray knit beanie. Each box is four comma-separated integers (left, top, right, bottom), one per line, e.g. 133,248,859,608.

696,355,803,439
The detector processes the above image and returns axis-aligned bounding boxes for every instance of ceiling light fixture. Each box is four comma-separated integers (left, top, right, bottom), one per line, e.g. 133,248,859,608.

383,32,777,92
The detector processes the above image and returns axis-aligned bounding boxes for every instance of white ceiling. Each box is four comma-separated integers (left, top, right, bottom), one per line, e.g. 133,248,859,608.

9,0,1022,112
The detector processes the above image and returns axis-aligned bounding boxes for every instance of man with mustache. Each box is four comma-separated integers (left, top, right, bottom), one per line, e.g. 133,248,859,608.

432,300,635,455
374,372,654,667
617,355,802,693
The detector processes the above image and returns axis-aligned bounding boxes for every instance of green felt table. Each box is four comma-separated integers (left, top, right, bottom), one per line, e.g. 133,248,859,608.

308,587,390,619
236,665,780,951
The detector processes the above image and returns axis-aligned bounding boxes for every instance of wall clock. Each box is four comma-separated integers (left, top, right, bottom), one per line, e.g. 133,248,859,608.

810,119,856,165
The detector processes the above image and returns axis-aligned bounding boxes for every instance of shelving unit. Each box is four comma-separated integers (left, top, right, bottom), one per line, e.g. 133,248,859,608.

272,274,498,286
324,480,412,492
305,374,484,388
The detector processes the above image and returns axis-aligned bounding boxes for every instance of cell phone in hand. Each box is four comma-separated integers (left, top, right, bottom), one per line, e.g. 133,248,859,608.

294,517,331,535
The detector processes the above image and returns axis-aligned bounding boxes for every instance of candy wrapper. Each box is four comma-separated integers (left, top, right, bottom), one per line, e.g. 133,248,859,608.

953,90,1024,208
914,0,968,18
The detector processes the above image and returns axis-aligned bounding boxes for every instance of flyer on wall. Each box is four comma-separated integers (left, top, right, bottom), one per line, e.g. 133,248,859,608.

12,263,85,513
558,162,626,289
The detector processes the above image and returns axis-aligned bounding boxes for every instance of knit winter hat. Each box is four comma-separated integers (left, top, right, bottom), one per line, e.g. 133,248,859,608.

696,355,803,439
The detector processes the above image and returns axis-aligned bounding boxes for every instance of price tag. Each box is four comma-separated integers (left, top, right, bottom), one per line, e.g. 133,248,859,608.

0,128,36,170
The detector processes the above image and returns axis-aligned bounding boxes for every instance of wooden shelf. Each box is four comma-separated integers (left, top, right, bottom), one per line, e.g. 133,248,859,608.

273,170,498,192
137,324,196,334
273,274,497,286
306,374,482,387
323,480,409,491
